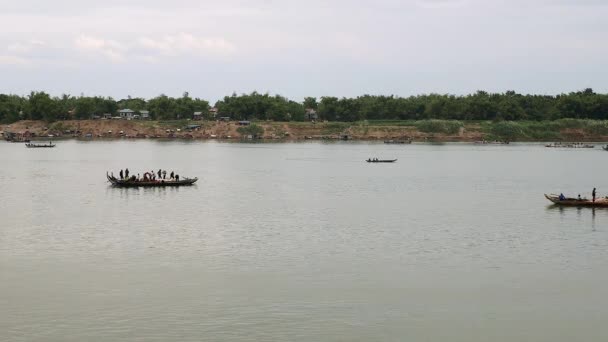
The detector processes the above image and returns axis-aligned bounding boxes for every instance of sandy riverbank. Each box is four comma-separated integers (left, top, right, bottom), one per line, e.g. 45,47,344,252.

2,120,608,142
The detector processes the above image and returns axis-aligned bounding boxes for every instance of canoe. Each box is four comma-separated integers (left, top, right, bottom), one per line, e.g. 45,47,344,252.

107,173,198,187
25,143,55,148
544,194,608,207
384,140,411,144
366,159,397,163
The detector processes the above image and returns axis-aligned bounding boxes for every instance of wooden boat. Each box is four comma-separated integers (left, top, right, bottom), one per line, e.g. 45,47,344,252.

366,159,397,163
107,173,198,188
544,194,608,207
25,142,55,148
545,143,594,148
474,140,510,145
384,140,412,144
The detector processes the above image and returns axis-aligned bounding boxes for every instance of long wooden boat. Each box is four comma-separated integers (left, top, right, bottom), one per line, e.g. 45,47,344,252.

384,140,412,144
107,173,198,187
366,159,397,163
25,142,55,148
545,143,594,148
544,194,608,207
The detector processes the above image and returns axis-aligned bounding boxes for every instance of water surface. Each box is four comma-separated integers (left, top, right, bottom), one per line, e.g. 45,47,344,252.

1,140,607,341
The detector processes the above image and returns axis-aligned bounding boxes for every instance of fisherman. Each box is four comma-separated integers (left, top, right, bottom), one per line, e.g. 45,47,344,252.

162,170,167,179
157,169,162,179
592,188,597,202
559,193,565,201
170,171,174,180
119,169,124,179
125,168,130,178
175,174,180,181
578,194,582,201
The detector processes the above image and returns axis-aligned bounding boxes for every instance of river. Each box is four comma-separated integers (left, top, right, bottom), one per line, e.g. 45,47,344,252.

1,140,607,341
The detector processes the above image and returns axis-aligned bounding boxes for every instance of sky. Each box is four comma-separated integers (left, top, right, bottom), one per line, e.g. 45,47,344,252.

1,0,607,103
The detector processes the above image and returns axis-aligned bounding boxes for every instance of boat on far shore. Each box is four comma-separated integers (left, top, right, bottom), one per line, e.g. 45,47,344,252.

544,194,608,207
384,140,412,144
366,158,397,163
545,142,594,148
25,142,55,148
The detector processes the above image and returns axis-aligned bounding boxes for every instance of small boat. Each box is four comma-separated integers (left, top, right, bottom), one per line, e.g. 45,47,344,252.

366,159,397,163
474,140,510,145
544,194,608,207
384,140,412,144
25,142,55,148
545,142,594,148
107,172,198,188
603,146,608,151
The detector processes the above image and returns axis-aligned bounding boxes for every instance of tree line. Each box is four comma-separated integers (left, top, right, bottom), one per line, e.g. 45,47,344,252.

2,89,608,124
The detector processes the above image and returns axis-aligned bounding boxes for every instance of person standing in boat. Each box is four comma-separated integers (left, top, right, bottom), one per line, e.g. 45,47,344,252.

170,171,174,180
162,170,167,179
175,174,179,181
119,169,124,179
157,169,162,179
592,188,597,202
125,168,130,179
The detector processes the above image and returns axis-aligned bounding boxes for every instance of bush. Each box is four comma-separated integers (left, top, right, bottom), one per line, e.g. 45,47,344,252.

489,121,524,140
415,120,463,134
237,124,264,138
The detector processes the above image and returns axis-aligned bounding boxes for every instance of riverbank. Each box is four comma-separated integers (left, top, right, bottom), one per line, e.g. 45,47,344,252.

2,119,608,142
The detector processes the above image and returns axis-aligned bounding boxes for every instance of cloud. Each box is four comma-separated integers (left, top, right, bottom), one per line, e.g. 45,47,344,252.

74,34,126,62
7,40,46,54
0,55,31,66
138,33,236,57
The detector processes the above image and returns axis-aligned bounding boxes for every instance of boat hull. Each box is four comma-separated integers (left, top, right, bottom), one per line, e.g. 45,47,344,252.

107,173,197,187
366,159,397,163
544,194,608,207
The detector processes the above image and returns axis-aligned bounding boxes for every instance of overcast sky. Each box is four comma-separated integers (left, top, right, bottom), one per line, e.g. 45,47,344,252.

1,0,607,102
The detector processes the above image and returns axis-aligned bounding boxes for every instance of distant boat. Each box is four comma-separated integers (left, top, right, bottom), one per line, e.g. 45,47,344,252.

366,159,397,163
25,142,55,148
107,172,198,188
603,145,608,151
545,142,594,148
384,140,412,144
544,194,608,207
474,140,509,145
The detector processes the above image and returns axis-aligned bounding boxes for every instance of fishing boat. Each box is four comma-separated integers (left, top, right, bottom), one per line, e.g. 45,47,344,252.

366,159,397,163
544,194,608,207
384,140,412,144
107,172,198,188
25,142,55,148
474,140,510,145
545,142,594,148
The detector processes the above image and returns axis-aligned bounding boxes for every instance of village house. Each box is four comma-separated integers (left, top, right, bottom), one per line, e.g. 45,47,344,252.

139,110,150,120
305,108,318,121
193,111,203,120
102,113,112,119
209,107,219,119
118,109,136,120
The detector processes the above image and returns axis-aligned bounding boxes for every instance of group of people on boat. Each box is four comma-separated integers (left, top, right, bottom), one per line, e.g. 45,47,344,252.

110,168,180,182
559,187,598,202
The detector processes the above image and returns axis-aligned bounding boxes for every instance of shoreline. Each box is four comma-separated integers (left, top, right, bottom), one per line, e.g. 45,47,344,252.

3,119,608,143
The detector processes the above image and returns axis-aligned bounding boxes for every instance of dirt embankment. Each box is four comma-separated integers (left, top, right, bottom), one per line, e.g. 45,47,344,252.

1,120,487,141
4,119,606,142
